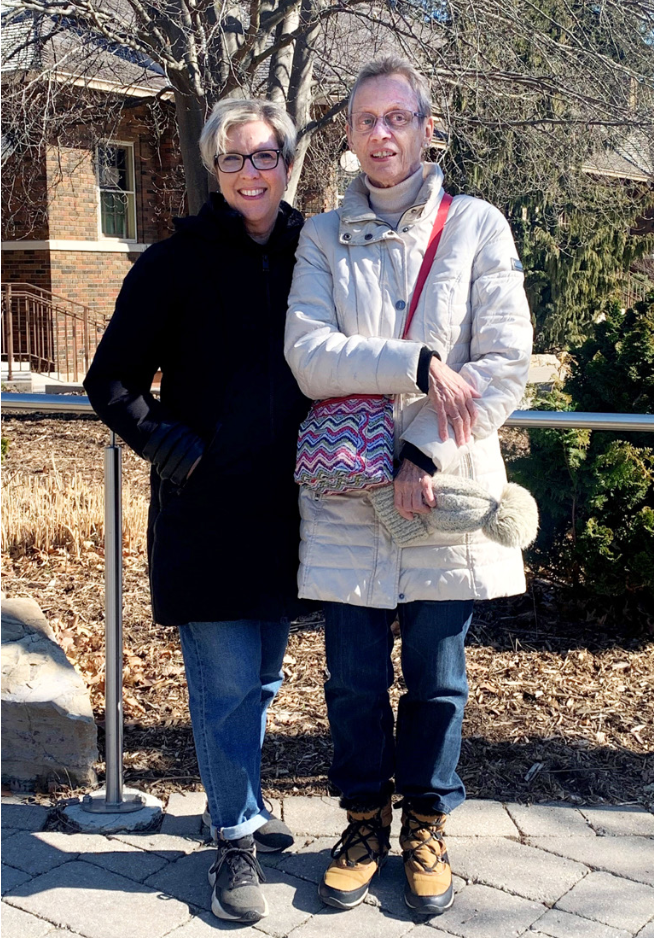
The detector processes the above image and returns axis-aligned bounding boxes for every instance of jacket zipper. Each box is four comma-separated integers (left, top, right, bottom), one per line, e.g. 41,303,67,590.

262,253,276,443
263,249,286,613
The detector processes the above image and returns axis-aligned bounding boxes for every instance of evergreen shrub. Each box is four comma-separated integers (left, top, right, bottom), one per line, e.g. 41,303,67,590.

510,294,654,599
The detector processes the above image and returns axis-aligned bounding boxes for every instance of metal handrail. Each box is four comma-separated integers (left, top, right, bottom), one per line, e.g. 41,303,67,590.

2,282,92,318
1,284,106,383
3,391,654,814
5,394,654,429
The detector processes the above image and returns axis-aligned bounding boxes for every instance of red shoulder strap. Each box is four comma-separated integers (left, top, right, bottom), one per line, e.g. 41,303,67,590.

402,191,453,340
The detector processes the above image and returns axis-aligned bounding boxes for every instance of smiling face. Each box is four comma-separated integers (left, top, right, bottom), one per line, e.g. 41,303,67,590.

347,74,434,189
216,119,291,241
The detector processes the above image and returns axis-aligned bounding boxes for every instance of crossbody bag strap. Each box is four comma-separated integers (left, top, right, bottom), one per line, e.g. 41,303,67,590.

401,191,453,340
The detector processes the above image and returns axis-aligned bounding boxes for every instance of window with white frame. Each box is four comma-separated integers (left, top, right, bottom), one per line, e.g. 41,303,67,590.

97,143,136,240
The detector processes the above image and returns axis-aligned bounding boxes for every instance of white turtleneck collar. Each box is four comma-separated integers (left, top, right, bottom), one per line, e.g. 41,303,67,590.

363,165,426,228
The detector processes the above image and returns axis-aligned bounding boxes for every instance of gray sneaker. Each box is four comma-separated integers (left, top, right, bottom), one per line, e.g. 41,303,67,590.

208,836,268,923
254,816,294,853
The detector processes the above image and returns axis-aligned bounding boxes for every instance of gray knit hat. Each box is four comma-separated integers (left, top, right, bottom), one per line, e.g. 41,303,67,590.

369,476,538,549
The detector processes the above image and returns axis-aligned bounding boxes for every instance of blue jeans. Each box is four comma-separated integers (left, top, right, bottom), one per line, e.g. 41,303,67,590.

178,619,290,839
323,600,473,815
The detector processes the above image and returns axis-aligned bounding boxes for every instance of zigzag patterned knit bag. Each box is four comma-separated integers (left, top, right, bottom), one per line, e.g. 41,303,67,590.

294,192,453,496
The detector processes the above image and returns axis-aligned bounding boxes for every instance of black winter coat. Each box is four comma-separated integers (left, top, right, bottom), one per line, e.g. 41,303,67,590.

84,194,312,626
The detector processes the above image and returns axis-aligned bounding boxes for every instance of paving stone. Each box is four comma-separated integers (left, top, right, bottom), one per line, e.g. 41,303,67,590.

113,831,202,856
162,792,207,837
0,902,53,938
528,836,654,886
42,931,87,938
281,797,344,837
277,837,334,885
258,850,291,871
249,867,324,938
506,804,594,838
1,802,50,831
449,837,588,904
266,799,283,819
34,831,169,882
365,854,413,921
364,853,467,920
399,928,455,938
1,831,76,876
166,911,262,935
144,846,215,911
45,928,84,938
258,833,316,871
579,806,654,838
1,862,33,894
557,870,654,933
446,801,519,838
3,860,191,938
419,883,545,938
635,923,654,938
288,903,414,938
529,907,632,938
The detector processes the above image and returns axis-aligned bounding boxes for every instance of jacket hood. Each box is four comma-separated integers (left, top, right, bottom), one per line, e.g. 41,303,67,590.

173,192,303,251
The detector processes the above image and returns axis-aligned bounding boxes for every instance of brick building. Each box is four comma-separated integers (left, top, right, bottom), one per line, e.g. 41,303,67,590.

2,14,184,324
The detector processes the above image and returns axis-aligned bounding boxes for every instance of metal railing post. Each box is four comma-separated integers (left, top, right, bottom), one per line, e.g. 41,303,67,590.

81,429,144,813
6,284,14,381
104,432,124,804
83,306,90,375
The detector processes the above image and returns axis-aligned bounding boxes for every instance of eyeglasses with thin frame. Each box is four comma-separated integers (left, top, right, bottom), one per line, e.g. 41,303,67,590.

350,109,427,134
214,149,283,173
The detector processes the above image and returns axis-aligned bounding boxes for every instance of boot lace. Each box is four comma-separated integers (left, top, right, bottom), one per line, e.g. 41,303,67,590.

210,842,267,888
332,815,390,867
401,811,447,873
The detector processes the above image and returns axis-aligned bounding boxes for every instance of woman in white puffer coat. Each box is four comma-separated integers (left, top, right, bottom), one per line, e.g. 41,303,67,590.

284,56,532,918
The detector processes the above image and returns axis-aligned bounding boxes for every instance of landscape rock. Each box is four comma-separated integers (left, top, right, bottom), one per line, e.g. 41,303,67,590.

1,597,98,790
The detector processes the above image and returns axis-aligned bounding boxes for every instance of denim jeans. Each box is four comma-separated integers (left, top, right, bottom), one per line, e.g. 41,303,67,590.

323,600,473,815
179,619,290,839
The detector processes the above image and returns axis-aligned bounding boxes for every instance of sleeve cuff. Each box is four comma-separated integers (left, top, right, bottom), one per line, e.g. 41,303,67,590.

399,442,437,476
416,347,441,394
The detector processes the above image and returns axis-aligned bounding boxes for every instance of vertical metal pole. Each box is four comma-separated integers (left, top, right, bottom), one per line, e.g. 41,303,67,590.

7,284,14,381
83,306,90,375
81,430,143,814
104,431,124,806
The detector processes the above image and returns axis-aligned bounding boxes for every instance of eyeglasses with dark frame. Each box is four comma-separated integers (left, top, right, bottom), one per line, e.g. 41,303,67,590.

214,149,283,173
350,109,427,134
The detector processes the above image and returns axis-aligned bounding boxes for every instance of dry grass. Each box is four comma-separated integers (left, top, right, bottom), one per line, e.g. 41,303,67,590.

1,468,148,557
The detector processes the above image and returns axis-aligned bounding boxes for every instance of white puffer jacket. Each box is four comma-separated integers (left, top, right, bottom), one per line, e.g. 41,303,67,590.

285,164,533,607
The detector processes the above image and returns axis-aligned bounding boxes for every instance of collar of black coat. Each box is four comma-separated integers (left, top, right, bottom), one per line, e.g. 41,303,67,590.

173,192,303,251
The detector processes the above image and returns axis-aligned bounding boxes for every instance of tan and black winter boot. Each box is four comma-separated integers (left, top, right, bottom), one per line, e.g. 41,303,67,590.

319,799,392,909
400,805,454,915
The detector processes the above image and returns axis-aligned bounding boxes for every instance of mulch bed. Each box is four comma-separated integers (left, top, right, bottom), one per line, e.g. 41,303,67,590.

2,414,653,807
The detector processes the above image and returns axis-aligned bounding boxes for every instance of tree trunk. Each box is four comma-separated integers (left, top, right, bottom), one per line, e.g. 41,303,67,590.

171,83,209,216
268,10,300,105
284,0,319,206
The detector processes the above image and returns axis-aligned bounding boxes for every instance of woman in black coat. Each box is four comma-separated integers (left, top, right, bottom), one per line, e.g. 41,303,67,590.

84,99,309,925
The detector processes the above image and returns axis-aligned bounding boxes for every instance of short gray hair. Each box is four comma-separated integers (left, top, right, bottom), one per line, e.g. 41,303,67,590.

348,55,432,123
199,98,297,173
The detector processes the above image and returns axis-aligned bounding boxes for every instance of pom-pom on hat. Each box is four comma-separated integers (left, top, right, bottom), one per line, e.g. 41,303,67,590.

369,476,538,549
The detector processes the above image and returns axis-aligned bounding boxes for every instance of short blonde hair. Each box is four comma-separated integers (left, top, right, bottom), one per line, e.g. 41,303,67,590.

199,99,297,173
348,55,432,122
